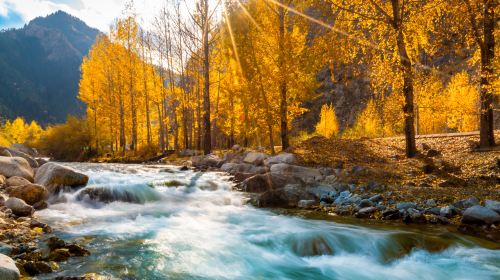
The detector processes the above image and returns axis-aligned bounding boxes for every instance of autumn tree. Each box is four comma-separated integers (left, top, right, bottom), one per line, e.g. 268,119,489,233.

330,0,444,157
447,0,497,148
315,104,339,138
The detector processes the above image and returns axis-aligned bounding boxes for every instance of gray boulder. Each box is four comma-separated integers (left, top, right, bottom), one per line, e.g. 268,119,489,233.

334,191,351,206
396,202,417,210
440,205,459,218
453,197,480,209
485,200,500,215
256,184,315,208
220,163,266,175
240,174,274,193
461,206,500,225
298,200,316,208
243,152,267,166
0,146,38,168
34,163,89,194
240,173,302,193
0,156,34,181
270,163,323,184
356,207,377,218
191,154,224,168
10,144,37,157
5,197,34,217
306,185,337,200
265,153,297,165
0,253,20,280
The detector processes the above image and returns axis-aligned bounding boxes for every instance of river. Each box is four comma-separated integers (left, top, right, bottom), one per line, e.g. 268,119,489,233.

35,163,500,280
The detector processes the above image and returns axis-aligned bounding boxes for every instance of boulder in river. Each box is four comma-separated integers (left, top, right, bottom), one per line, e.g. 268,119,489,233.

5,197,34,217
0,156,34,182
5,176,31,187
270,164,323,184
461,206,500,225
34,163,88,194
6,183,48,206
0,253,20,280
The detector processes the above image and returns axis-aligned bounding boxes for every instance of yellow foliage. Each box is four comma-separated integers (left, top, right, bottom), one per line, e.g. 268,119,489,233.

0,117,43,147
315,104,339,138
344,99,383,139
444,72,479,132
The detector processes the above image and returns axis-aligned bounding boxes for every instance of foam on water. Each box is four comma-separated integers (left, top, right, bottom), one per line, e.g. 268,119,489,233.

36,163,500,280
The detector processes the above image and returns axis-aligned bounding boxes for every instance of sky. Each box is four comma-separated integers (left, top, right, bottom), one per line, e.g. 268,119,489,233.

0,0,168,31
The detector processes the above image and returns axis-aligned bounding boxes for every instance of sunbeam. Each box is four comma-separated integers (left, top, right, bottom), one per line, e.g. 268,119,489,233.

262,0,451,78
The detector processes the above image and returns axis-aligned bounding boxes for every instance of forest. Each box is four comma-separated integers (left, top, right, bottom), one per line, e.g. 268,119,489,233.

1,0,498,161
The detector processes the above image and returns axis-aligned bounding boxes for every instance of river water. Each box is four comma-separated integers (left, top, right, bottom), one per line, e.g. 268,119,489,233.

36,163,500,280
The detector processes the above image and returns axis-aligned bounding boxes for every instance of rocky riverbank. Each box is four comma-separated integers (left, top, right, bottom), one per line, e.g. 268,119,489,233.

183,142,500,243
0,145,92,279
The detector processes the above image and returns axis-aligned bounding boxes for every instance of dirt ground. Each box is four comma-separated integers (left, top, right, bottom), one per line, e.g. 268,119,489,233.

290,132,500,204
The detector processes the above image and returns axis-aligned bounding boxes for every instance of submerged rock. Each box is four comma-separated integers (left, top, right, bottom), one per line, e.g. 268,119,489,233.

34,163,88,194
77,185,162,204
23,261,53,275
0,253,20,280
461,206,500,225
0,156,34,182
48,249,71,262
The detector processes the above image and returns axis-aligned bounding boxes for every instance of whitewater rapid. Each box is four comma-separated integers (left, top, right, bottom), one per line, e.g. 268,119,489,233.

36,163,500,280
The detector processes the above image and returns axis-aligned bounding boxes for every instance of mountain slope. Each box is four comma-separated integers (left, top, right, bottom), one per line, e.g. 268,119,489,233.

0,11,100,124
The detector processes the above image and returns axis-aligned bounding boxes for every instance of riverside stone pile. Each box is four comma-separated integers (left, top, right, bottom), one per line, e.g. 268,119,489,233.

0,145,90,279
189,146,500,242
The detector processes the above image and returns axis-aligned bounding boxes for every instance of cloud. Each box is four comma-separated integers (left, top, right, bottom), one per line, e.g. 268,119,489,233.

0,0,172,31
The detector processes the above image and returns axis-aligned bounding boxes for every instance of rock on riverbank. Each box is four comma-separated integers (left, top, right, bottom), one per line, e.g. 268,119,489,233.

0,152,91,278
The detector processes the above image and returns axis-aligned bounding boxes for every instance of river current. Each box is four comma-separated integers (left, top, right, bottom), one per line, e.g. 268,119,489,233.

35,163,500,280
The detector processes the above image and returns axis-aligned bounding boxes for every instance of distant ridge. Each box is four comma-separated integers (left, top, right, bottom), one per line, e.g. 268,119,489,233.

0,10,100,124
